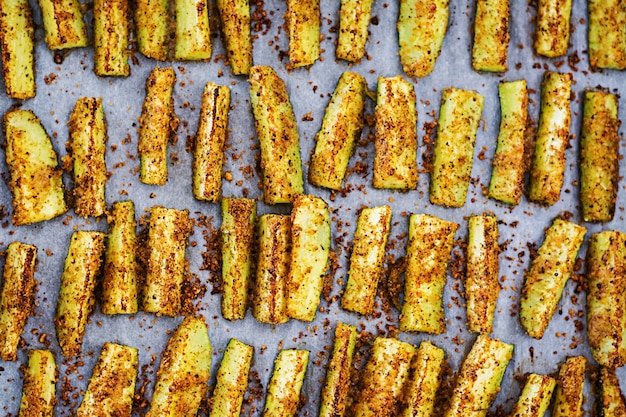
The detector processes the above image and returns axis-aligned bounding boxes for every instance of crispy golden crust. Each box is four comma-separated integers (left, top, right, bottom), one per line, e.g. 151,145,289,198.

38,0,88,50
319,323,356,417
472,0,509,72
508,373,556,417
597,366,626,417
94,0,130,76
534,0,572,57
135,0,170,60
262,349,309,417
588,0,626,70
286,0,320,67
209,338,253,417
216,0,252,74
336,0,373,62
174,0,212,60
552,356,585,417
0,0,35,99
400,341,445,417
18,350,57,417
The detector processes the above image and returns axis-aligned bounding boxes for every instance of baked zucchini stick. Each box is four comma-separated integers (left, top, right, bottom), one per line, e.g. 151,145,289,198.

262,349,309,417
444,335,514,417
373,75,418,190
216,0,252,75
69,97,108,218
253,214,290,324
398,0,449,78
472,0,509,72
336,0,373,62
534,0,571,57
400,213,458,334
588,0,626,70
55,231,105,357
135,0,170,60
341,205,392,316
174,0,212,60
309,71,368,190
209,338,253,417
4,109,67,226
286,195,330,322
138,66,178,185
430,87,484,207
465,213,500,334
353,337,415,417
193,82,231,202
146,316,211,417
508,374,556,417
585,231,626,368
400,341,446,417
529,71,572,205
77,343,138,417
0,242,37,361
286,0,319,67
249,66,304,204
318,322,357,417
579,90,620,223
519,218,586,339
18,350,57,417
597,366,626,417
221,198,256,321
488,80,528,205
94,0,130,76
102,200,138,315
552,356,585,417
0,0,35,99
38,0,88,50
142,206,192,317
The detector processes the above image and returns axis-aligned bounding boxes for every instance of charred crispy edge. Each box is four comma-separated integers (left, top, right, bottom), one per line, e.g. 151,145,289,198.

286,194,330,322
192,82,231,202
488,79,528,205
509,373,556,417
216,0,252,74
209,338,253,417
597,366,626,417
309,71,368,190
4,109,67,226
472,0,510,72
77,343,138,417
534,0,572,57
430,87,484,207
55,231,105,357
341,205,392,316
102,200,138,315
38,0,88,50
585,231,626,368
318,322,357,417
287,0,320,67
93,0,130,76
249,65,304,204
551,356,585,417
336,0,373,62
444,335,514,417
138,66,178,185
529,71,572,205
69,97,108,218
18,349,57,417
465,213,500,334
579,90,620,223
373,75,418,190
0,0,35,99
399,213,458,334
253,214,291,324
400,341,445,417
398,0,449,78
588,0,626,70
174,0,212,60
147,316,211,417
220,197,256,321
262,349,309,417
142,206,191,317
135,0,170,60
353,337,415,417
0,242,37,361
519,218,586,339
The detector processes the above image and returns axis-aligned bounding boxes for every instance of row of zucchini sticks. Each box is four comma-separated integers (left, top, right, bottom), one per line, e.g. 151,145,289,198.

1,0,625,99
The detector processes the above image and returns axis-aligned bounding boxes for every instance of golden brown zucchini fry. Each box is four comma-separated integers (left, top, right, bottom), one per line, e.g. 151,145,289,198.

209,338,253,417
38,0,88,50
94,0,130,76
4,109,67,226
192,82,231,202
597,366,626,417
286,0,319,67
588,0,626,70
55,230,105,357
174,0,212,60
262,349,309,417
135,0,170,60
68,97,108,218
508,373,556,417
249,66,303,204
552,356,585,417
472,0,509,72
0,241,37,361
216,0,252,74
400,341,445,417
18,350,57,417
336,0,373,62
534,0,571,58
0,0,35,99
